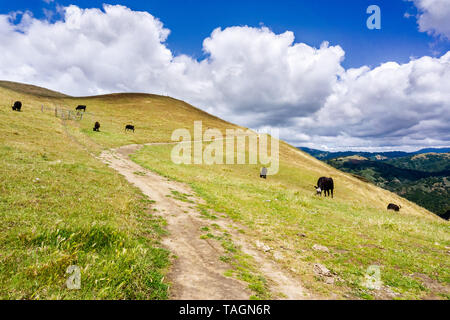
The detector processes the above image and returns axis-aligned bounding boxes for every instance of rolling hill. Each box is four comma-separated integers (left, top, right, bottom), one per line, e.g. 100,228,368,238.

299,147,450,161
386,153,450,172
0,81,448,300
318,154,450,219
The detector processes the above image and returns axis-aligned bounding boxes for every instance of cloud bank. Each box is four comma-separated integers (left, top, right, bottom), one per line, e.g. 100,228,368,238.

0,4,449,151
408,0,450,39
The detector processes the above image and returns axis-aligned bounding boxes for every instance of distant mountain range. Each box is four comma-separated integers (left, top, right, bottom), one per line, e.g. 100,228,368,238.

299,147,450,161
299,147,450,219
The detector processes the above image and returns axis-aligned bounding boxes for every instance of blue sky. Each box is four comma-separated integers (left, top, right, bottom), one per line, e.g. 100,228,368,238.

0,0,449,151
2,0,449,69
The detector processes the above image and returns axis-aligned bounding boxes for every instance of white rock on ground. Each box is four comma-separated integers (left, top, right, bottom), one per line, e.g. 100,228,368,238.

256,240,272,252
312,244,330,253
313,263,332,277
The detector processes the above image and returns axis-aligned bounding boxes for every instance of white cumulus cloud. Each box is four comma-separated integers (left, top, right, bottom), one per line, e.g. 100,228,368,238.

188,27,345,127
294,53,450,150
0,4,449,151
409,0,450,39
0,5,174,95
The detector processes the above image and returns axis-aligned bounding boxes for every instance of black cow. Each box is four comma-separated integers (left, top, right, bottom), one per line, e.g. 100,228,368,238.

125,125,135,133
441,210,450,221
76,105,87,112
387,203,401,212
12,101,22,112
315,177,334,198
93,122,101,132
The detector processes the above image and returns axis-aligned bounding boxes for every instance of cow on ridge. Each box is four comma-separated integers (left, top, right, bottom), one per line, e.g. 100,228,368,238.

93,122,101,132
387,203,401,212
76,105,87,112
12,101,22,112
315,177,334,198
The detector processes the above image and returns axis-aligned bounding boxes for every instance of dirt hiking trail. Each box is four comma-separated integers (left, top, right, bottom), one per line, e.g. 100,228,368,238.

100,143,311,300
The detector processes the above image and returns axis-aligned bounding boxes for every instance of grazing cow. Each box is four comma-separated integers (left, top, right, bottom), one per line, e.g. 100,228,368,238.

442,210,450,221
315,177,334,198
260,167,268,179
76,105,87,112
12,101,22,112
93,122,101,132
387,203,401,212
125,125,135,133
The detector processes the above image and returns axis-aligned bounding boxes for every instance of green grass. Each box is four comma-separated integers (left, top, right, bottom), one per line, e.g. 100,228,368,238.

1,80,448,300
327,156,450,217
132,143,450,300
0,86,169,299
169,190,195,204
0,80,250,300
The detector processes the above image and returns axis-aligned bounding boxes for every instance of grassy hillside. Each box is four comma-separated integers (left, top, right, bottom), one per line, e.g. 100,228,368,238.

0,81,248,300
0,81,70,99
299,147,411,161
299,147,450,161
327,156,450,217
133,142,449,299
386,153,450,172
0,81,449,300
0,83,174,299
